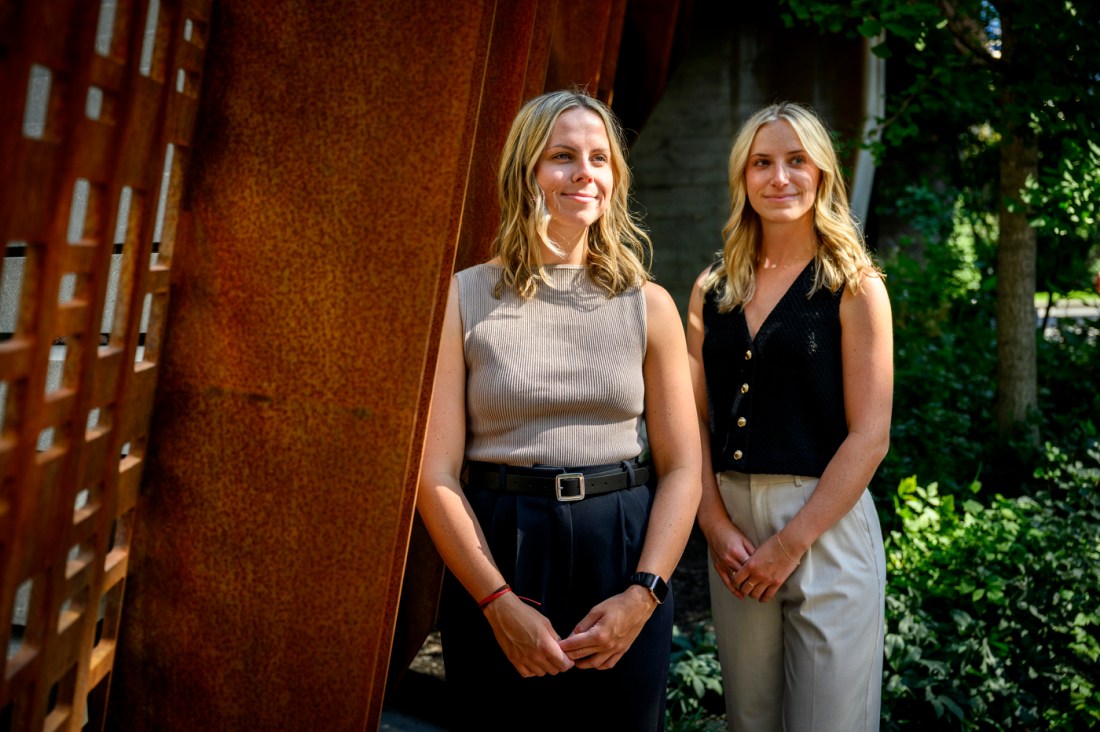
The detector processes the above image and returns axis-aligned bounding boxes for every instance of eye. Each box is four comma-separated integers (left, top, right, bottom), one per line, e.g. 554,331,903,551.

592,153,609,164
791,155,806,165
551,151,572,161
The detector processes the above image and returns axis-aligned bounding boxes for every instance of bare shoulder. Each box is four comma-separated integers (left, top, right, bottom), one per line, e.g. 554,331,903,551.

840,273,892,339
642,280,675,308
842,272,890,310
640,282,686,342
692,266,713,291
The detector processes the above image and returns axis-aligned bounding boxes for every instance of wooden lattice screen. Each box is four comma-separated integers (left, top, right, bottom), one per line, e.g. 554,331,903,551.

0,1,211,729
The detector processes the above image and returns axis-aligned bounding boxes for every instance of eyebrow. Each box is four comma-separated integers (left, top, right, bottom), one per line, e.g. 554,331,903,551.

545,144,610,153
750,148,807,158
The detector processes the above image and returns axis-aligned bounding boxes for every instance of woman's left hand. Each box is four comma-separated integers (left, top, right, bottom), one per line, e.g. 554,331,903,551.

557,586,656,670
730,535,800,602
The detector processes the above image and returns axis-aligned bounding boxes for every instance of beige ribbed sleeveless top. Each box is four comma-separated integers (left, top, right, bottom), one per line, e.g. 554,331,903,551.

456,263,647,467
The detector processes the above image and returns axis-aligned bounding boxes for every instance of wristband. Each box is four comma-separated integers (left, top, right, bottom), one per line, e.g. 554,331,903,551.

477,584,512,610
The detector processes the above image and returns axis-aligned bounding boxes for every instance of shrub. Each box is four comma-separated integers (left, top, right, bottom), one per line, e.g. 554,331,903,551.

666,623,726,731
882,449,1100,730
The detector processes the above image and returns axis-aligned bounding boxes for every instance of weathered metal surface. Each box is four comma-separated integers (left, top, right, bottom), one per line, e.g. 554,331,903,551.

545,0,628,102
106,2,496,730
386,0,561,696
0,1,212,730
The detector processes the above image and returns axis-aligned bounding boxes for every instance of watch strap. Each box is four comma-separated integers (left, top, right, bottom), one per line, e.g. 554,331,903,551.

629,571,668,604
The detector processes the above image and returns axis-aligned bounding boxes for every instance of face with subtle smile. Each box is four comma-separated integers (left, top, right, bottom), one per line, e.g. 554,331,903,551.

744,120,820,227
535,107,614,249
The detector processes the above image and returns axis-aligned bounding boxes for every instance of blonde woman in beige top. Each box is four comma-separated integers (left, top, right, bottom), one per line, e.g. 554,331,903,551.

417,90,700,731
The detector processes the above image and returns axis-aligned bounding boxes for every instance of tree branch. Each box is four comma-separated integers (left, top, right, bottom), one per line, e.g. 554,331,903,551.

938,0,999,68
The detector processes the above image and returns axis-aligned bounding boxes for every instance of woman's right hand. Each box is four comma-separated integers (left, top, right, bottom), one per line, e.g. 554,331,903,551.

702,519,756,600
483,593,575,677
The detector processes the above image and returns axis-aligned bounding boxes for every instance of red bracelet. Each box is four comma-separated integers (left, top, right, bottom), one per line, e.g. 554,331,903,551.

478,584,512,610
477,584,542,610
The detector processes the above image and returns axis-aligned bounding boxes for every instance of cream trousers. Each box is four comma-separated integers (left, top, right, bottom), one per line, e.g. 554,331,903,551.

707,472,886,732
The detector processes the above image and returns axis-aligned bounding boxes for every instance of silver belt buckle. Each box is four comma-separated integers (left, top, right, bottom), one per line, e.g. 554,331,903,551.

554,472,585,502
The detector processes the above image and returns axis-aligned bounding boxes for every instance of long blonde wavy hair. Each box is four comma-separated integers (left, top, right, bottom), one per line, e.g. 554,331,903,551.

703,102,881,312
493,90,651,299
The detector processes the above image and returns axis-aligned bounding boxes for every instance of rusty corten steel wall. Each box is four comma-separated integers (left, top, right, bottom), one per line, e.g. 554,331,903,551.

106,1,501,730
387,0,559,687
1,0,687,728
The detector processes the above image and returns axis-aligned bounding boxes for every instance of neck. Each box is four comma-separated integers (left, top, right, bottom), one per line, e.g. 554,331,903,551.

542,227,589,265
758,221,816,270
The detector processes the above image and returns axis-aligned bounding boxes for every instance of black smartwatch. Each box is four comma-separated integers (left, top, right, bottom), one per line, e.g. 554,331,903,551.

629,572,668,605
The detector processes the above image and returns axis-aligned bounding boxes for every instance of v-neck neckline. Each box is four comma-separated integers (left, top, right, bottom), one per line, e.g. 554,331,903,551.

743,260,814,343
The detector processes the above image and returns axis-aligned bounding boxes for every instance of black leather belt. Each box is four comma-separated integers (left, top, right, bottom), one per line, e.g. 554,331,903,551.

465,459,651,502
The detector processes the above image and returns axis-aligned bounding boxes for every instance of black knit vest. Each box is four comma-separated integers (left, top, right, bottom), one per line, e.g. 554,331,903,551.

702,262,847,476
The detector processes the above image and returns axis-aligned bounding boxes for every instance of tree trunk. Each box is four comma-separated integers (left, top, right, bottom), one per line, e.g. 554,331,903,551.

995,128,1038,441
994,8,1039,443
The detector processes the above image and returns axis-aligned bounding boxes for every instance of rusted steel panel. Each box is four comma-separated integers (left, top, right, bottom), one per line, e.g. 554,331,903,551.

545,0,627,99
387,0,561,697
107,1,496,730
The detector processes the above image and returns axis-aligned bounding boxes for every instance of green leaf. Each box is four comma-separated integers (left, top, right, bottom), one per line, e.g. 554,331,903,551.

858,18,883,38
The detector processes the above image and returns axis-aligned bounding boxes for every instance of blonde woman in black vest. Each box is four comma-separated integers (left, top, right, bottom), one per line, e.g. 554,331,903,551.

687,102,892,731
418,90,700,731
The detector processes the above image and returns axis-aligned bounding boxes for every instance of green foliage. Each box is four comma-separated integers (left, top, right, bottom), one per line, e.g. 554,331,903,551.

781,1,1100,441
867,177,1100,505
871,184,998,504
882,453,1100,730
665,624,726,731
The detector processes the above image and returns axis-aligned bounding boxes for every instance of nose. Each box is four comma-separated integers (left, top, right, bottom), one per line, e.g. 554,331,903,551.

573,160,595,183
771,163,789,186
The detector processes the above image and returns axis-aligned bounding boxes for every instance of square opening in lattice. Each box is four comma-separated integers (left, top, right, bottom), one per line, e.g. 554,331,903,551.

45,339,64,394
7,577,34,657
135,293,152,363
74,479,103,527
94,588,111,647
139,0,163,80
68,177,107,250
37,426,54,452
109,509,134,556
94,0,117,57
86,85,103,121
57,272,76,304
22,65,50,140
104,186,141,342
153,143,175,258
44,663,77,727
57,586,89,635
1,241,28,342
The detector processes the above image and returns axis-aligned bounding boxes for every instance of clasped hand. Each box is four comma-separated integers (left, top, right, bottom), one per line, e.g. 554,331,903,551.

485,588,654,677
708,522,797,603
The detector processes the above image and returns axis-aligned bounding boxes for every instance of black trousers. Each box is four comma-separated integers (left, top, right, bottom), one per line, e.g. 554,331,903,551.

439,481,673,732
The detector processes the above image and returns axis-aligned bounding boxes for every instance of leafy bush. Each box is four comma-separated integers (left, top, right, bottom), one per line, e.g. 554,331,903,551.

666,623,726,731
882,450,1100,730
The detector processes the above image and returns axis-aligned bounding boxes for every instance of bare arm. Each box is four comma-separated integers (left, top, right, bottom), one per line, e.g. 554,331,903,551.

687,270,757,600
733,274,893,602
416,277,573,677
560,282,702,669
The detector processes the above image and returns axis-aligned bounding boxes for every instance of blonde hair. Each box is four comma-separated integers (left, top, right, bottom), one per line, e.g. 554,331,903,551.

493,90,651,299
704,102,881,312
